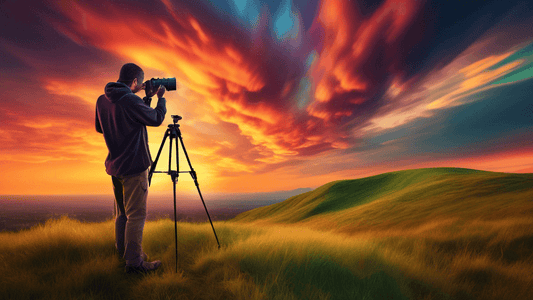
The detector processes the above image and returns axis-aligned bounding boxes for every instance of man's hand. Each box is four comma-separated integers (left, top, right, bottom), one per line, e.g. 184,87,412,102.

144,82,156,98
145,81,166,98
156,85,166,98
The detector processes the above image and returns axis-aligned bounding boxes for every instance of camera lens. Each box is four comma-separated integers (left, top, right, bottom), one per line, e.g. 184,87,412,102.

151,78,176,91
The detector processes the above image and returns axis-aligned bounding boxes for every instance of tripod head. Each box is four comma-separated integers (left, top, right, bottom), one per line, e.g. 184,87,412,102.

172,115,182,124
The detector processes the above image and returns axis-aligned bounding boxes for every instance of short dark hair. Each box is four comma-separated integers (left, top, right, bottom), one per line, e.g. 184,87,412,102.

118,63,144,86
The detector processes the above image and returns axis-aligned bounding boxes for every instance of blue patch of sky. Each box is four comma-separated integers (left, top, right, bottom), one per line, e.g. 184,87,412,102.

204,0,321,38
295,77,312,109
293,51,318,109
306,50,318,69
273,0,298,40
232,0,247,12
234,0,261,26
491,42,533,85
205,0,233,15
206,0,260,27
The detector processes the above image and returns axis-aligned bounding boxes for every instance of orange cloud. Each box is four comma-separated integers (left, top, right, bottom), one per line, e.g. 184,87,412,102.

300,0,427,143
41,0,432,177
405,148,533,175
0,114,107,165
2,0,531,196
48,1,308,168
311,0,423,105
0,74,108,170
44,79,104,105
364,35,529,134
426,52,521,110
48,0,366,174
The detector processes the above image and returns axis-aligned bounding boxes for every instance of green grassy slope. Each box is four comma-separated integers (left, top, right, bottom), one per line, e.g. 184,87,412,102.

0,217,409,300
2,167,532,300
229,167,533,299
232,167,533,231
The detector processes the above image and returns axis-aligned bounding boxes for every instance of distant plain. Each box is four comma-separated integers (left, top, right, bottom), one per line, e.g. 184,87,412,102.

0,189,310,232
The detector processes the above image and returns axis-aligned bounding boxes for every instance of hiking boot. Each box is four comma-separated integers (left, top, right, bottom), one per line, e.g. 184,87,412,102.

125,260,162,274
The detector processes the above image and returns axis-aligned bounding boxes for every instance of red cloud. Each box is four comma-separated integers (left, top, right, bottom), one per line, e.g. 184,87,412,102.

44,0,426,173
308,0,425,124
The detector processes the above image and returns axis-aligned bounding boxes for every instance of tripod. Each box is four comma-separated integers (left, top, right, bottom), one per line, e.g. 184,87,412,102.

148,115,221,273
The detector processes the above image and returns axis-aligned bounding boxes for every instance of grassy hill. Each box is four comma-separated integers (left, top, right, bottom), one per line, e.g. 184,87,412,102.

1,168,532,300
232,167,533,230
232,168,533,299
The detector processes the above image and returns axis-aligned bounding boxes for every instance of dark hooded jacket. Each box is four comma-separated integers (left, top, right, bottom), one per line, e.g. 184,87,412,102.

95,82,166,176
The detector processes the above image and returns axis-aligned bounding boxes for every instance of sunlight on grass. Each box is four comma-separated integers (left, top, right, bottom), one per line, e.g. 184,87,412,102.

194,224,408,299
0,217,408,300
1,168,532,299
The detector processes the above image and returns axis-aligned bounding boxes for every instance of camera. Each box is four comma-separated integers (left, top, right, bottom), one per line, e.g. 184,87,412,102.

145,77,177,92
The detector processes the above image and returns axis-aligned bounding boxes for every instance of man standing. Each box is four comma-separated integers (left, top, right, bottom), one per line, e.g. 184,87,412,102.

96,63,167,274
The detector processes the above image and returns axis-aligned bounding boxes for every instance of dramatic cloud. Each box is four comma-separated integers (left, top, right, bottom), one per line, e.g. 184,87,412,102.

363,36,530,134
1,0,532,194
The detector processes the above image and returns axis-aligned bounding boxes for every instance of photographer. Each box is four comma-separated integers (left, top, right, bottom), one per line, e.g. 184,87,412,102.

95,63,167,274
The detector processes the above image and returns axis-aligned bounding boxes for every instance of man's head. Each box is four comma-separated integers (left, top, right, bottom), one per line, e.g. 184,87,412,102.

118,63,144,93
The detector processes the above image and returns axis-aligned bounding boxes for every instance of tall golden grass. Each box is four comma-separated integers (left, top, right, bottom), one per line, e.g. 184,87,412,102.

0,217,406,300
1,168,532,299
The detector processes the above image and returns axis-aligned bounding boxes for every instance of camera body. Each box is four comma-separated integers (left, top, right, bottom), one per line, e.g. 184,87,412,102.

145,77,177,92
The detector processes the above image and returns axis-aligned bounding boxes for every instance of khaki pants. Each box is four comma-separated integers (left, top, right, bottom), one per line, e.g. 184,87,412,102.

112,168,148,267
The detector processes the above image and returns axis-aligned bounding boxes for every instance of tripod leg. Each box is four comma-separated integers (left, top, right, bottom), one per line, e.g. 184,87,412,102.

193,174,221,249
149,129,170,186
173,133,180,273
172,173,179,273
175,132,180,179
178,135,221,249
168,135,173,175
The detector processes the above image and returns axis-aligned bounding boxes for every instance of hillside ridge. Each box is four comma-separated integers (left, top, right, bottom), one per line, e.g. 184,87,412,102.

232,167,533,227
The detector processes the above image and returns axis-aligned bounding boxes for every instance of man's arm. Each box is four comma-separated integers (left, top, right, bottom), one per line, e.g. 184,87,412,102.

130,95,167,126
130,85,167,126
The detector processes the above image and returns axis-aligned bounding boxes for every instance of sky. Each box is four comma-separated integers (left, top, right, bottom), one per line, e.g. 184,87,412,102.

1,0,533,196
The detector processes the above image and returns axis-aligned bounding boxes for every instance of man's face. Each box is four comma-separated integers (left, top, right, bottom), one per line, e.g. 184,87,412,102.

131,76,144,94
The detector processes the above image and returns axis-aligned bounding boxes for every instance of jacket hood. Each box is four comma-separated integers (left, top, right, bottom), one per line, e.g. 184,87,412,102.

105,82,132,103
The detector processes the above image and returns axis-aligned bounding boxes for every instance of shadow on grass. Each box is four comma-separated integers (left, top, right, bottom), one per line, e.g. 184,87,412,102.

239,251,409,300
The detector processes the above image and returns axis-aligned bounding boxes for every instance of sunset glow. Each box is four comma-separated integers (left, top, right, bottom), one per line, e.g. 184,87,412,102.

1,0,532,196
